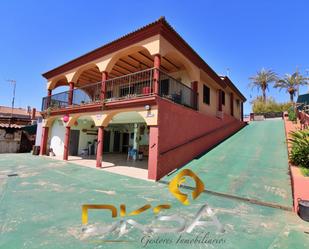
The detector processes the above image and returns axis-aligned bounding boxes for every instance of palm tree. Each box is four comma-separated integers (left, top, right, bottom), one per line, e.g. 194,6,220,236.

249,69,278,102
274,72,308,102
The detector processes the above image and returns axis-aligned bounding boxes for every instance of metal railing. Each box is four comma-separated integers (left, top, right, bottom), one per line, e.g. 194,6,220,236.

41,68,197,111
104,68,154,102
42,91,70,111
158,70,197,109
72,82,101,105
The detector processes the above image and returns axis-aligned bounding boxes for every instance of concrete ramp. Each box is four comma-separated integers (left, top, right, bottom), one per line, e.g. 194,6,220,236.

163,119,293,209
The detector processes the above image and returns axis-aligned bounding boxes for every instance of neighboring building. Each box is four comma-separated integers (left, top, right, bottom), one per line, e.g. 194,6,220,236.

0,106,39,153
39,17,246,180
297,93,309,113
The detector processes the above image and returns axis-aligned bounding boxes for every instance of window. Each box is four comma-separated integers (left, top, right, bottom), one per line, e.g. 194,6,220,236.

236,99,240,108
203,85,210,105
221,91,225,105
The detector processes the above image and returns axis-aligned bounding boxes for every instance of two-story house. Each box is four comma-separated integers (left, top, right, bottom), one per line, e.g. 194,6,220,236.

39,17,246,180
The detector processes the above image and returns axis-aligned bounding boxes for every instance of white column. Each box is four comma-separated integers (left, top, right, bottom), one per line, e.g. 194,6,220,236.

133,123,140,160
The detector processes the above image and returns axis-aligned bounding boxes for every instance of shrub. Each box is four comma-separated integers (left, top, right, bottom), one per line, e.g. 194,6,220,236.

289,129,309,169
251,97,293,113
288,108,297,122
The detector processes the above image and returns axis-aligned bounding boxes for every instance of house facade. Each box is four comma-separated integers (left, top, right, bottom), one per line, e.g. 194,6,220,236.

39,17,246,180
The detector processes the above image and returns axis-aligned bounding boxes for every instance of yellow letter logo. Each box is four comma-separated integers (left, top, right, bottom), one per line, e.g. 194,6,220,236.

168,169,204,205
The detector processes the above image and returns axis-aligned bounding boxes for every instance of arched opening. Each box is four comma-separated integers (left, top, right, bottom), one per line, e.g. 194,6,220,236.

48,76,68,91
48,117,65,157
73,65,102,105
47,112,149,179
162,50,195,85
103,111,149,175
107,47,155,78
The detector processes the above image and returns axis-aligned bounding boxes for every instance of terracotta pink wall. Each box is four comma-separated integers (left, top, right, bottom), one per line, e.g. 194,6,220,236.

283,116,309,212
291,166,309,212
152,98,246,180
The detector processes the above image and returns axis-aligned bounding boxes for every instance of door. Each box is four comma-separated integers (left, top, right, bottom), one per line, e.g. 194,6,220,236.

69,130,80,156
113,131,121,152
122,133,129,153
103,130,110,153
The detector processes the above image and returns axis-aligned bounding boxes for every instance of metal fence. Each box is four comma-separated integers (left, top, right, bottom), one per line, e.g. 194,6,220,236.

41,68,197,111
104,68,154,102
72,82,101,105
41,91,70,111
158,70,197,109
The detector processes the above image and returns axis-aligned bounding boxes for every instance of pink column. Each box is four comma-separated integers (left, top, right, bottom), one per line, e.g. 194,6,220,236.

40,126,49,155
68,82,74,105
63,126,71,160
96,126,104,168
153,54,161,95
100,71,108,101
46,89,52,109
148,126,159,180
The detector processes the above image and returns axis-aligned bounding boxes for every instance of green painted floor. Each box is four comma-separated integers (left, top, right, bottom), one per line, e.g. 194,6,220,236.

164,119,293,208
0,120,308,248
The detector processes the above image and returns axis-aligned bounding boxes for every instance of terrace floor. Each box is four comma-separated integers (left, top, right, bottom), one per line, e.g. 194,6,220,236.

0,120,309,248
49,153,149,180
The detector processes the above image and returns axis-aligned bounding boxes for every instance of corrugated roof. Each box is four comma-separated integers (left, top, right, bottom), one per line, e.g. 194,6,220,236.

0,106,40,118
0,123,24,129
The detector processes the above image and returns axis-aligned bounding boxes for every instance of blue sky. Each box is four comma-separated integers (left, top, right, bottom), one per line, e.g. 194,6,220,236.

0,0,308,114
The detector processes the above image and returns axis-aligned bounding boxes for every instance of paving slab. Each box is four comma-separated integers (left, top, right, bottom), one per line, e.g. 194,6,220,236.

0,153,308,249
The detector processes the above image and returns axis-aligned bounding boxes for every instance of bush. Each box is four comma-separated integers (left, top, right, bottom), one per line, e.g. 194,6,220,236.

289,129,309,170
251,97,293,113
288,108,297,122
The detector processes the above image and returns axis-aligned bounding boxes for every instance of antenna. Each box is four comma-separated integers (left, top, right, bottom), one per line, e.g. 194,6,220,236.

6,79,16,120
226,68,230,77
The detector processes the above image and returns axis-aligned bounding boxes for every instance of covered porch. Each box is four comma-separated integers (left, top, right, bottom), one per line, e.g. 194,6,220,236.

42,109,156,180
51,154,149,180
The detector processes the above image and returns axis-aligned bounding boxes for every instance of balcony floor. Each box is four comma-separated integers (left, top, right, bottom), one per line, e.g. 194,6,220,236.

47,153,149,181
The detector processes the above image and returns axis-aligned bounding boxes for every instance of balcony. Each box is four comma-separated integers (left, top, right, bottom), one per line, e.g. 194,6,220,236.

41,68,197,112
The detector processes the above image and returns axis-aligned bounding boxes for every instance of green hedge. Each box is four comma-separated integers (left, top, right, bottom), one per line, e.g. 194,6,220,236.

289,129,309,170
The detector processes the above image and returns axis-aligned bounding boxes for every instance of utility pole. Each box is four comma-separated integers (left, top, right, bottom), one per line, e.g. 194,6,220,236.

6,80,16,125
306,68,309,93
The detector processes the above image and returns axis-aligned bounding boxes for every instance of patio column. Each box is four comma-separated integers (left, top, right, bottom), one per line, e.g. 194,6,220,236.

96,126,104,168
230,93,234,116
47,89,52,109
148,126,159,180
100,71,108,101
63,126,71,160
40,126,49,155
68,82,74,105
191,81,198,109
153,54,161,95
218,89,223,112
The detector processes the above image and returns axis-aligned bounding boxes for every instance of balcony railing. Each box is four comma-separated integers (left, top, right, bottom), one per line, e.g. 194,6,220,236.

158,70,197,109
105,68,154,102
41,68,197,111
